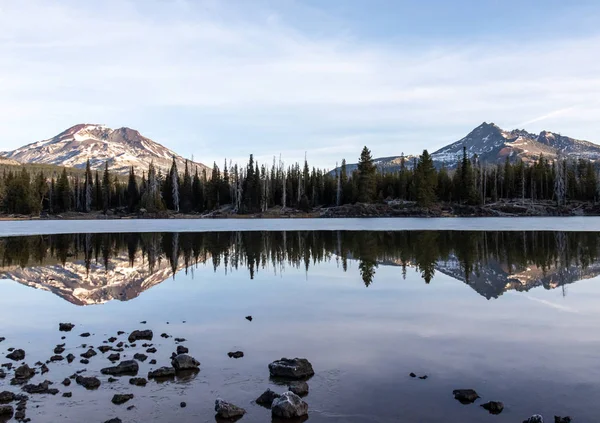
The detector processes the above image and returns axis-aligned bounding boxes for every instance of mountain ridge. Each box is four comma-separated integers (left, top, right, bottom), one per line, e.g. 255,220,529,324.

1,123,210,176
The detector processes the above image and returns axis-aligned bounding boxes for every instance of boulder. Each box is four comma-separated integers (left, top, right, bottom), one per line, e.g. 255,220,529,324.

108,353,121,362
288,381,309,397
40,364,49,374
98,346,112,353
66,354,75,363
128,330,153,343
0,405,13,418
108,337,117,343
13,365,35,381
62,392,72,398
101,360,139,376
171,354,200,371
54,345,65,354
452,389,480,404
50,355,64,362
0,369,5,379
0,391,15,404
271,392,308,418
176,346,189,355
129,378,147,386
6,349,25,361
148,367,176,379
215,398,246,419
146,348,157,354
256,389,280,407
80,349,97,359
174,338,186,343
481,401,504,414
0,338,4,343
523,416,544,423
245,316,253,321
133,353,147,362
75,376,101,390
22,380,59,395
112,394,134,405
62,378,71,386
59,323,75,332
80,333,91,338
269,358,314,380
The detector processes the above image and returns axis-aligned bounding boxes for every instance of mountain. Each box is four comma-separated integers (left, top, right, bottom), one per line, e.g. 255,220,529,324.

1,124,209,175
0,154,20,166
334,122,600,173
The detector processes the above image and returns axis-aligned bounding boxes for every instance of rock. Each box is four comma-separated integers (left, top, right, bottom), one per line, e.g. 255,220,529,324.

180,402,186,408
40,364,49,374
98,346,112,353
481,401,504,415
523,416,544,423
112,394,134,405
59,323,75,332
66,354,75,363
50,355,64,362
174,338,186,343
269,358,314,380
215,398,246,419
108,353,121,362
149,359,157,365
116,342,124,348
256,389,280,407
22,380,59,395
62,392,72,398
80,349,97,359
80,333,91,338
148,367,176,379
6,349,25,361
14,365,35,381
271,392,308,418
80,359,89,365
0,369,5,379
171,354,200,371
101,360,139,376
160,333,170,339
75,376,101,390
228,351,244,359
1,363,12,369
419,375,428,380
117,331,125,336
0,338,4,343
53,345,65,354
0,391,15,403
133,353,147,362
128,330,153,343
129,378,147,386
141,343,152,348
245,316,252,321
108,337,117,343
108,377,118,383
146,348,157,354
453,389,480,404
555,417,572,423
127,405,135,410
140,321,147,324
176,346,189,355
0,405,14,417
288,381,309,397
62,378,71,386
409,372,416,378
104,419,122,423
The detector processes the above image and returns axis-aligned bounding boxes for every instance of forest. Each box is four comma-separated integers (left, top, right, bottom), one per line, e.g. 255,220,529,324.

0,145,597,215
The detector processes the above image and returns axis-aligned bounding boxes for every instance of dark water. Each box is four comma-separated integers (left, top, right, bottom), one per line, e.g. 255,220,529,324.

1,230,600,422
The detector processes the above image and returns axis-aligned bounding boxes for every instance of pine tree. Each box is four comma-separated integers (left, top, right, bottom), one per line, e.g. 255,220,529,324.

127,166,139,212
84,159,93,212
415,150,437,207
102,162,110,213
180,161,193,212
357,146,376,203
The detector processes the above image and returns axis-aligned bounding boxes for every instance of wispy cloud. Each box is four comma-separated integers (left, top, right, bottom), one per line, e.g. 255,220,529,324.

1,0,600,167
525,295,579,314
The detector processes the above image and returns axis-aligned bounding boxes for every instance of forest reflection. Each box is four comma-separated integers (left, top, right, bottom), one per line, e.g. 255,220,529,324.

1,231,599,301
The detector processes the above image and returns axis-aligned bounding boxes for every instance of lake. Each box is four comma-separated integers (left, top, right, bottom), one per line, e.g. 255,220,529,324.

0,220,599,422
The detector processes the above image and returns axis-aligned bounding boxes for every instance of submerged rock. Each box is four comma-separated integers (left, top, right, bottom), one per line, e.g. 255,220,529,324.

554,417,572,423
101,360,139,376
40,364,49,374
0,369,5,379
0,338,4,343
75,376,101,390
171,354,200,371
452,389,480,404
288,381,309,397
481,401,504,414
104,419,122,423
228,351,244,359
215,398,246,419
62,392,72,398
112,394,134,405
271,392,308,418
129,377,147,386
22,380,58,395
269,358,314,380
523,415,544,423
148,367,176,379
180,402,186,408
174,338,186,343
128,330,153,343
6,349,25,361
59,323,75,332
256,389,280,407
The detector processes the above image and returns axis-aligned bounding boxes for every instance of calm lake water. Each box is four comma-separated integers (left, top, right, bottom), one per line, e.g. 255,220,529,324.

1,223,600,422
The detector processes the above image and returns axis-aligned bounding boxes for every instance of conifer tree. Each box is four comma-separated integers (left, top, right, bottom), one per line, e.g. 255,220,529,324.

357,146,376,203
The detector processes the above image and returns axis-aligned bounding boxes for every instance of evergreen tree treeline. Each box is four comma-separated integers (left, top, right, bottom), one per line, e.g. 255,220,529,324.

1,148,599,215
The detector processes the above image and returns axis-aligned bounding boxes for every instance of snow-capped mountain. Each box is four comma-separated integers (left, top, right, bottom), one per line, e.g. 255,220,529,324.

333,122,600,173
1,124,209,175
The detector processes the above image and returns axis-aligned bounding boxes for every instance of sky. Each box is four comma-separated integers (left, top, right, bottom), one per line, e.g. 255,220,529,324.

1,0,600,169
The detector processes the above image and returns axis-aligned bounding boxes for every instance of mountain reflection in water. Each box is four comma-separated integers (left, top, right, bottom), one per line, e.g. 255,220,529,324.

0,231,598,305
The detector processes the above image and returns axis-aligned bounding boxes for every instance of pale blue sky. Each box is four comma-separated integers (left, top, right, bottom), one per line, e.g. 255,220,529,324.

1,0,599,168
